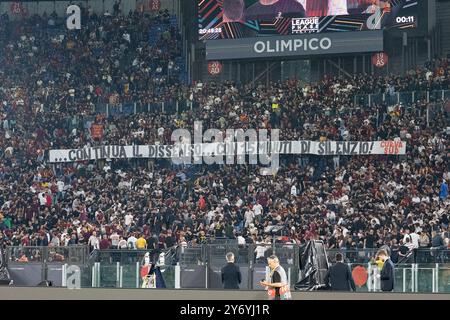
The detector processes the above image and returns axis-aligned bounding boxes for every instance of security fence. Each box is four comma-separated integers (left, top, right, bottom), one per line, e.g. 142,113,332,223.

354,89,450,107
4,245,450,292
93,99,195,116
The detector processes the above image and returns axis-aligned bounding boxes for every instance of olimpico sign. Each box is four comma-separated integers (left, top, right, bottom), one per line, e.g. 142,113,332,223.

206,30,384,60
253,37,332,54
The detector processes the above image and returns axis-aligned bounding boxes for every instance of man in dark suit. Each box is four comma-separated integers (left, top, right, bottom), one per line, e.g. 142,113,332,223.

377,249,395,292
221,252,242,289
324,253,356,291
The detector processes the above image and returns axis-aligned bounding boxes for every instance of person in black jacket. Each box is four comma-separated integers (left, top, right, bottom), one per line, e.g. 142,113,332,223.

377,249,395,292
221,252,242,289
324,253,356,291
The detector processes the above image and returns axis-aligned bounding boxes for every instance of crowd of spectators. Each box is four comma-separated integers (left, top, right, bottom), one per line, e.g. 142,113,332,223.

0,10,449,264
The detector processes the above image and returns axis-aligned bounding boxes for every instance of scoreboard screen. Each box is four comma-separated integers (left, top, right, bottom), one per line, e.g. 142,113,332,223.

198,0,418,40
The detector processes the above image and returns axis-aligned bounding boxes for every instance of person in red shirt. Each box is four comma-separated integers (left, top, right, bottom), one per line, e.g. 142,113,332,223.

99,234,111,250
198,195,206,210
46,192,52,207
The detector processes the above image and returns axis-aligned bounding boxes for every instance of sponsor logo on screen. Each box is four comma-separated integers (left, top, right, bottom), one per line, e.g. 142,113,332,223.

292,17,319,34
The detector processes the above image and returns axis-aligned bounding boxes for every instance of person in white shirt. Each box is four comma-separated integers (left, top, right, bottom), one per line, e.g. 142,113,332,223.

255,241,268,262
207,209,216,225
127,233,137,249
110,231,120,249
50,234,60,247
38,192,47,206
117,236,128,249
326,211,336,223
408,230,420,263
290,184,297,196
237,234,246,247
235,196,243,207
244,208,255,228
56,180,65,198
124,212,133,228
88,231,100,251
253,202,263,223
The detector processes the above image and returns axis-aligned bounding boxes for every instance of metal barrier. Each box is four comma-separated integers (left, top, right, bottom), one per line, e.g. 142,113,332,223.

6,246,88,264
93,99,193,116
354,90,450,107
176,244,450,267
5,245,450,292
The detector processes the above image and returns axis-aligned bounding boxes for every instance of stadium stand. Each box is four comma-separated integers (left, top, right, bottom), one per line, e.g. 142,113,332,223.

0,8,449,271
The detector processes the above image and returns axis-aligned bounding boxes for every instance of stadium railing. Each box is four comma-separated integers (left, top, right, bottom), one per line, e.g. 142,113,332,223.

354,89,450,107
89,90,450,117
93,99,194,116
4,245,450,292
6,245,88,264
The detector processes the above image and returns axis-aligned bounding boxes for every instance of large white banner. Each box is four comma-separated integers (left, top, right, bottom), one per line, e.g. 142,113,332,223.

48,141,406,163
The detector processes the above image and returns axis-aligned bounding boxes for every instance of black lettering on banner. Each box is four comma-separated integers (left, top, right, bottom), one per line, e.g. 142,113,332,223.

133,145,143,157
156,145,164,158
102,145,110,158
148,145,156,158
286,141,292,154
93,146,101,159
327,141,335,155
336,142,342,155
361,142,370,154
280,141,287,154
350,142,358,155
192,145,197,157
50,140,403,163
267,141,272,154
119,146,126,158
112,146,120,158
342,142,350,155
85,148,91,160
301,141,309,154
69,150,76,161
270,141,276,154
176,145,183,159
318,142,325,155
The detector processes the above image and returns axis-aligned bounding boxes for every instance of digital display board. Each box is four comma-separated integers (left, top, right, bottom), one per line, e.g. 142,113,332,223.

198,0,418,40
